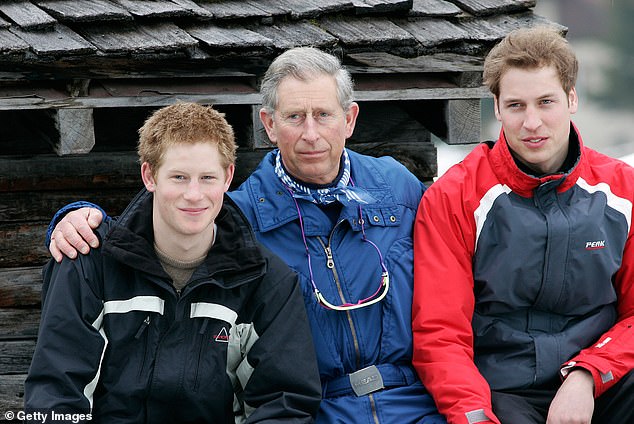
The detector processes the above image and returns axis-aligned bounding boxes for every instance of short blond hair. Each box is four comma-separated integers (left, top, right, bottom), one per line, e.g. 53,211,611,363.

137,102,236,175
483,26,578,97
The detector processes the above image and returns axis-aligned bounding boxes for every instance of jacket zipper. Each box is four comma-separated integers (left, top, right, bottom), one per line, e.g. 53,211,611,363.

317,220,362,370
193,318,210,391
135,315,151,378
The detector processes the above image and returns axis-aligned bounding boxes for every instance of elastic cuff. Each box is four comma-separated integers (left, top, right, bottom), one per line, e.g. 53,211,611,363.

45,201,108,247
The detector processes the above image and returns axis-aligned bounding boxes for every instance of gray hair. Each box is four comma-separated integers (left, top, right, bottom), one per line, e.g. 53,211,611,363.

260,47,355,113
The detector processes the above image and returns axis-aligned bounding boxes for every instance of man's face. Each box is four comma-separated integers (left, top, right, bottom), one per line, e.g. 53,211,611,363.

494,65,578,175
260,74,359,185
142,142,234,241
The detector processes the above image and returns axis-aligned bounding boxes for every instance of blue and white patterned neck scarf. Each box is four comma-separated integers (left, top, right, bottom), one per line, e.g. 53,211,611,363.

274,149,376,205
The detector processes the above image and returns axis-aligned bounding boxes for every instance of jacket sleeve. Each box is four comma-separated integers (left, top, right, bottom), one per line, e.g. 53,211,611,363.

564,212,634,397
239,252,322,423
412,185,499,424
25,255,106,414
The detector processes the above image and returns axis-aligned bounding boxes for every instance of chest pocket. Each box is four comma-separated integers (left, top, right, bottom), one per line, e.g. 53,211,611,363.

188,302,238,392
360,205,401,228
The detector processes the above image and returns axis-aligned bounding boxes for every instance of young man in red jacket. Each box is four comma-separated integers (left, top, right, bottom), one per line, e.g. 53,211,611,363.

412,26,634,424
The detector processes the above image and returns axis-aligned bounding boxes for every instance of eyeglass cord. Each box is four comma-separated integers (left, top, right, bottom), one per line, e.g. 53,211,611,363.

282,177,389,310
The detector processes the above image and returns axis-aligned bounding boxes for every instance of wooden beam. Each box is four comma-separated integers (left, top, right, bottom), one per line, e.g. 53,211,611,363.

445,99,481,144
55,108,95,155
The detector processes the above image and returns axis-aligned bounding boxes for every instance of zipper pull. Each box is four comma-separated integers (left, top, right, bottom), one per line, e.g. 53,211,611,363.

324,246,334,269
135,315,151,339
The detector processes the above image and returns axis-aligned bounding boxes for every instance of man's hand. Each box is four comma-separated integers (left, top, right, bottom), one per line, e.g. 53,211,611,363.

49,207,103,262
546,369,595,424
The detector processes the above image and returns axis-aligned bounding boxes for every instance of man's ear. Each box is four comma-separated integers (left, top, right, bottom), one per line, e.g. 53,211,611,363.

345,102,360,139
259,108,277,145
568,87,578,114
141,162,156,192
493,96,502,121
223,163,235,192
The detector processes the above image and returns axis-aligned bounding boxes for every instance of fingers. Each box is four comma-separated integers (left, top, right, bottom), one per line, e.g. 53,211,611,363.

87,207,104,230
48,208,102,261
49,232,64,263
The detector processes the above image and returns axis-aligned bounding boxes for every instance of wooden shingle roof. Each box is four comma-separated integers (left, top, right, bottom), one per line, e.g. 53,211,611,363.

0,0,561,76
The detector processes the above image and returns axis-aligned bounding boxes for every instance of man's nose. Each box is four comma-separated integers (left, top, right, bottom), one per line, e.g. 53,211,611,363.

184,180,203,200
302,115,320,141
523,106,542,131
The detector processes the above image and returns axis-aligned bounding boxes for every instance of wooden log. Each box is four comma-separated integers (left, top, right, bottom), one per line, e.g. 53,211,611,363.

0,150,269,193
0,266,42,308
0,223,49,269
0,189,139,222
0,374,25,413
0,309,40,339
0,340,35,375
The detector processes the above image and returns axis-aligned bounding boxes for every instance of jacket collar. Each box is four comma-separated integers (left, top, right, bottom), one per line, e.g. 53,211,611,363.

101,190,266,288
246,149,397,236
489,122,585,197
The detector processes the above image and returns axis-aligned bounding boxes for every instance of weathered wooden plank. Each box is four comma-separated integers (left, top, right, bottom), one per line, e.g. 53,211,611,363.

0,152,142,192
457,11,566,43
0,15,9,29
0,1,56,29
0,223,49,268
394,17,470,48
251,21,337,50
243,0,288,17
169,0,214,19
55,108,95,155
319,16,417,47
76,21,197,53
0,81,489,111
267,0,354,19
0,309,40,338
352,0,413,14
9,23,96,55
185,24,274,49
0,340,36,374
34,0,133,23
450,0,535,16
409,0,463,17
112,0,194,18
0,267,42,308
0,28,30,54
347,52,483,74
0,374,26,412
198,0,271,20
0,189,139,223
